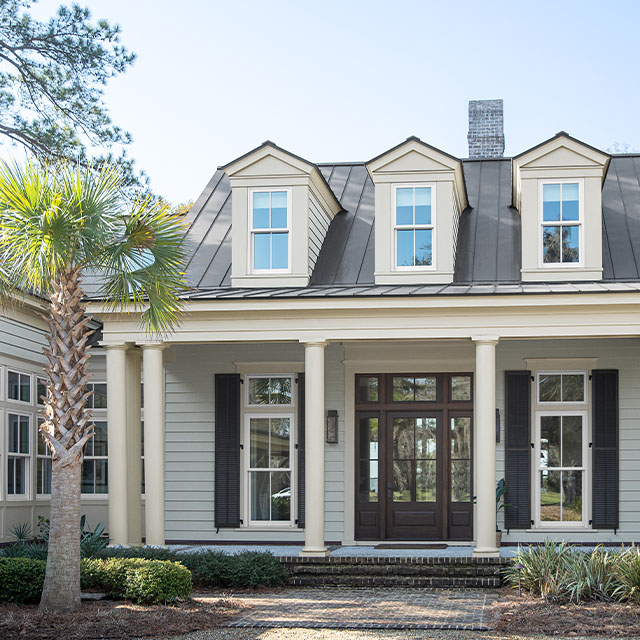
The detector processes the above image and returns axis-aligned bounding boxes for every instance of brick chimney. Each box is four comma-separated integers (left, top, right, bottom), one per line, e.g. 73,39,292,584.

467,99,505,159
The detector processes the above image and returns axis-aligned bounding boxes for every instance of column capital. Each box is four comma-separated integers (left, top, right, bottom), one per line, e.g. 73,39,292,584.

471,335,500,345
299,339,328,348
139,341,167,351
101,342,130,351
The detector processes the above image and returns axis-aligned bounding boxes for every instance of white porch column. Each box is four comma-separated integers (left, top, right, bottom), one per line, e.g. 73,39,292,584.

142,343,166,547
125,348,142,546
105,344,129,546
300,340,329,557
472,336,500,557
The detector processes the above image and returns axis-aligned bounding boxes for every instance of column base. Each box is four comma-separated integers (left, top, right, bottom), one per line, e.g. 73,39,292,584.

473,547,500,557
299,547,330,557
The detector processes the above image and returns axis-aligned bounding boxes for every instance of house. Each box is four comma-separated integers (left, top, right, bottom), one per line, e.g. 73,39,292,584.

2,99,639,557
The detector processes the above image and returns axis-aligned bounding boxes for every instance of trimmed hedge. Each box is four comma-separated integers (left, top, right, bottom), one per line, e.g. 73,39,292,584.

0,557,46,604
81,558,192,604
98,548,287,589
0,557,191,605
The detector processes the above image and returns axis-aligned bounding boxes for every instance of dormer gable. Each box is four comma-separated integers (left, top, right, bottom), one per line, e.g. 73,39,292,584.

366,137,468,285
223,142,342,288
513,132,610,282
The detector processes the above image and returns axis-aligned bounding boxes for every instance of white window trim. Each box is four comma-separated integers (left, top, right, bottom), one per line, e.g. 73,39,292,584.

243,412,296,527
245,374,296,408
535,371,588,405
248,187,292,275
392,183,437,272
36,376,47,407
36,416,52,499
534,410,589,529
6,369,32,406
6,410,32,500
537,178,584,269
81,415,108,498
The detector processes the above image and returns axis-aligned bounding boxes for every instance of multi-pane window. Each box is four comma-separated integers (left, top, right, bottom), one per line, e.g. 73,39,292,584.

536,371,587,526
247,376,293,406
86,383,108,409
450,416,472,502
541,182,581,264
82,420,108,494
358,416,379,503
7,413,30,495
8,370,31,403
245,374,295,525
394,186,433,268
392,376,437,402
248,416,293,522
36,377,47,406
36,417,52,495
251,190,289,271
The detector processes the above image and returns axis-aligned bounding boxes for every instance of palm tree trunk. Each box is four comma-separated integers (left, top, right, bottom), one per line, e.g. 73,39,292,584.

40,462,82,610
39,267,94,612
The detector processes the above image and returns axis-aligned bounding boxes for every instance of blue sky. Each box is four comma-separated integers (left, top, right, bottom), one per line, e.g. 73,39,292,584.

24,0,640,202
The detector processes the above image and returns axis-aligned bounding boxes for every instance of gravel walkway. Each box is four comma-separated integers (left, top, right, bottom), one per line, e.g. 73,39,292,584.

163,630,605,640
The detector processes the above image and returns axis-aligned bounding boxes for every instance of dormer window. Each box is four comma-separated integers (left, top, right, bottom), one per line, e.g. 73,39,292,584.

541,181,581,265
394,185,434,269
251,189,290,272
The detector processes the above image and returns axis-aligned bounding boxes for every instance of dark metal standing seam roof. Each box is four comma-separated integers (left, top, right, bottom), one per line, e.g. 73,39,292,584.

179,155,640,298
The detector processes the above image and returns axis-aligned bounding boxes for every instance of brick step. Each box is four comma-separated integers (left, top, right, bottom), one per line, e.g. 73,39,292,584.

288,564,501,577
288,575,501,588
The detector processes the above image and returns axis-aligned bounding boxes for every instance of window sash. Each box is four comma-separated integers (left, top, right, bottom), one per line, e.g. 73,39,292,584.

535,410,588,527
244,409,296,526
539,180,583,267
536,371,587,405
245,375,294,407
393,185,435,270
250,189,291,273
7,370,31,404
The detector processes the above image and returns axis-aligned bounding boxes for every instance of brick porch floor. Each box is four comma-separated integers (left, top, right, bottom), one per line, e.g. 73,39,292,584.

218,587,493,630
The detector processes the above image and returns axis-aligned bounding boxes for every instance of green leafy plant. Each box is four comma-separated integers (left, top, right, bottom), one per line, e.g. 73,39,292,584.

9,522,33,543
80,558,191,604
496,478,513,530
80,516,108,558
0,558,46,604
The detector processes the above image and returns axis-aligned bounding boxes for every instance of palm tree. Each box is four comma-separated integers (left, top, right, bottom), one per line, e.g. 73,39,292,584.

0,160,187,611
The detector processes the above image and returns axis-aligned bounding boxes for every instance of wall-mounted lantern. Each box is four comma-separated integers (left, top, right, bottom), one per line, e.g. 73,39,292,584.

326,409,339,444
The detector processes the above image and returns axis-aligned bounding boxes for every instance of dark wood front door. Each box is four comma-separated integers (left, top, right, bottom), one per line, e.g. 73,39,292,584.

386,412,442,539
355,373,474,541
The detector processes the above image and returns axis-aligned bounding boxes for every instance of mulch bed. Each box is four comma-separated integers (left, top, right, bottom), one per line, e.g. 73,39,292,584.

0,596,244,640
491,588,640,637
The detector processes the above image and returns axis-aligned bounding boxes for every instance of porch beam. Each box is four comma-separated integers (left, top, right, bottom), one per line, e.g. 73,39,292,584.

472,336,500,557
300,340,329,557
105,344,129,546
141,342,167,547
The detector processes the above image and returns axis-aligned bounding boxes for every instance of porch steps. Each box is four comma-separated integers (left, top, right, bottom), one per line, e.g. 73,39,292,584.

279,555,510,588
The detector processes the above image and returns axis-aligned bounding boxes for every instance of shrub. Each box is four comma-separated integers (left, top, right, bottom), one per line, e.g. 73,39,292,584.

0,558,46,604
506,542,640,604
124,561,192,604
81,558,191,604
97,546,176,561
0,541,48,560
178,550,227,586
225,551,287,588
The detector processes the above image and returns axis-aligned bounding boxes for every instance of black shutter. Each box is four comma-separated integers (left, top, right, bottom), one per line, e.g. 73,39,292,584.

504,371,531,529
297,373,305,528
592,369,619,530
214,374,241,528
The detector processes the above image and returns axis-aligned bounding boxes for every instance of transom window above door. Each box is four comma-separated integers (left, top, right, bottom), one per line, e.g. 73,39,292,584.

537,372,586,404
250,189,290,272
541,181,582,266
247,376,293,406
394,185,434,269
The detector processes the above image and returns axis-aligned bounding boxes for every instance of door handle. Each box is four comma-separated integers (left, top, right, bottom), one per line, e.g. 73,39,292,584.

386,481,393,498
